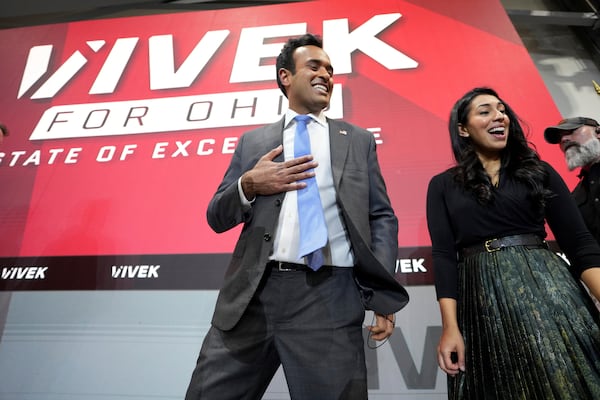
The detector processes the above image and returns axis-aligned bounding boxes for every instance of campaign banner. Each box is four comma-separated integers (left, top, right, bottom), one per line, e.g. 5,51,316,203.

0,0,564,290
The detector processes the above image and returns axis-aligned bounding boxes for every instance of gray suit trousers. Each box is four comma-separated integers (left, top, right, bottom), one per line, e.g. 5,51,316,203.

185,266,368,400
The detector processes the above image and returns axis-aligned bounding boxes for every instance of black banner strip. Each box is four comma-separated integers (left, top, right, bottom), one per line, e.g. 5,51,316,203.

0,242,563,291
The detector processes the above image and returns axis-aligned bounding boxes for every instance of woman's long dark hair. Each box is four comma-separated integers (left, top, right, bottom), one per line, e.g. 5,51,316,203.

449,87,552,206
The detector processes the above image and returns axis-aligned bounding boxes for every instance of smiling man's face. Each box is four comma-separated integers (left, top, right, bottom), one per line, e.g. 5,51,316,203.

280,45,334,115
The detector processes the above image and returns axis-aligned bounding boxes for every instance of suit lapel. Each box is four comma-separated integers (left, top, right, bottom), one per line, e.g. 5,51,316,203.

262,118,286,162
328,119,350,188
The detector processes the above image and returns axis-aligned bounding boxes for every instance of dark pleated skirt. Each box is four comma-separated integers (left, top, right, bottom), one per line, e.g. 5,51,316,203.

449,245,600,399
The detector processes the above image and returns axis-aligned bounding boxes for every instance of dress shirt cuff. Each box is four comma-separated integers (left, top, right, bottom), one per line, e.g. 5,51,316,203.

238,177,254,210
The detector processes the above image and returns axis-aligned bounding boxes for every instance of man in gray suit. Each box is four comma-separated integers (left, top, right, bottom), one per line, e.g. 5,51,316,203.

185,33,408,400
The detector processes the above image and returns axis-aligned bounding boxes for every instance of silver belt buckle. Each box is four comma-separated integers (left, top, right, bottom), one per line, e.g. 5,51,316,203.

277,261,294,271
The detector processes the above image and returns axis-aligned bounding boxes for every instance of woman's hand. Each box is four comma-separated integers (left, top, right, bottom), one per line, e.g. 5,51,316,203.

437,298,465,375
437,324,465,375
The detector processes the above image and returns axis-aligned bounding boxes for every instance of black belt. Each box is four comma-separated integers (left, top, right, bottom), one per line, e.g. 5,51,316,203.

267,260,332,272
460,233,547,258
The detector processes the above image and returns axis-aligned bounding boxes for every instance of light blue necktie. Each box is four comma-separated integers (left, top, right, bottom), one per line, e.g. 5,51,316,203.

294,115,328,270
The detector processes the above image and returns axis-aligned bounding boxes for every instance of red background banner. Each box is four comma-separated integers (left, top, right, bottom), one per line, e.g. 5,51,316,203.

0,0,565,288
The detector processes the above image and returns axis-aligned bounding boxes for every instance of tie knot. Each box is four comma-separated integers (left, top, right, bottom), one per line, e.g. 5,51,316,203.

295,114,311,126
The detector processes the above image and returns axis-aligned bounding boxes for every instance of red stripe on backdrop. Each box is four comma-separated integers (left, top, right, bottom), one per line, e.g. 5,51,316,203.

0,1,564,288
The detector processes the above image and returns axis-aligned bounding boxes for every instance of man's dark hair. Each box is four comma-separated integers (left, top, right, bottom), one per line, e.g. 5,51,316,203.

275,33,323,97
0,123,8,136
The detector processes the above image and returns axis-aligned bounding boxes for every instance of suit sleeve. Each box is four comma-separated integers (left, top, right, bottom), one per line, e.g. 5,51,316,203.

366,134,399,273
206,133,254,233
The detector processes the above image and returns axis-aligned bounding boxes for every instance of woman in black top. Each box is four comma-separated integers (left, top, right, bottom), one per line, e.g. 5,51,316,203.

426,87,600,399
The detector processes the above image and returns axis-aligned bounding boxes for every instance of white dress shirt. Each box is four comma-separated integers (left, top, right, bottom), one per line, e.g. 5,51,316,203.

239,110,354,267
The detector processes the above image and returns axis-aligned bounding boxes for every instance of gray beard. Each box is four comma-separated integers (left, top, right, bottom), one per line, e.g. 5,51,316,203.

565,136,600,170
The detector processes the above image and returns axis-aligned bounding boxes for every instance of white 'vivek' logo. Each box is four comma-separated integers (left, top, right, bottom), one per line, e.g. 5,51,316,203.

111,265,160,279
18,13,418,100
1,267,48,280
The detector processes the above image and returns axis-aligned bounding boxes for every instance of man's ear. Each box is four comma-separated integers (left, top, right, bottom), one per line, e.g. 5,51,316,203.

278,68,291,87
458,124,469,137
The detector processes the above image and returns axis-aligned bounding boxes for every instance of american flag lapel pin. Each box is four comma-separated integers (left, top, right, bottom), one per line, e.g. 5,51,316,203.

339,129,347,135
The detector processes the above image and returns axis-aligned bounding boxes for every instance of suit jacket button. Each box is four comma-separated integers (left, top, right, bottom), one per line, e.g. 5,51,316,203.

275,199,282,207
263,233,272,242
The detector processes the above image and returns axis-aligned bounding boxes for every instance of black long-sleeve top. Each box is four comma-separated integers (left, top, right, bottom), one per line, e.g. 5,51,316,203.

426,161,600,299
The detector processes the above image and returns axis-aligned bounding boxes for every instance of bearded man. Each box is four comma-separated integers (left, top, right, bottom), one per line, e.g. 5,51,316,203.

545,117,600,244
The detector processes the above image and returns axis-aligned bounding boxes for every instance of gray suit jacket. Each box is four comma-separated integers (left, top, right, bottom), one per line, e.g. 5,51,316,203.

207,117,409,331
